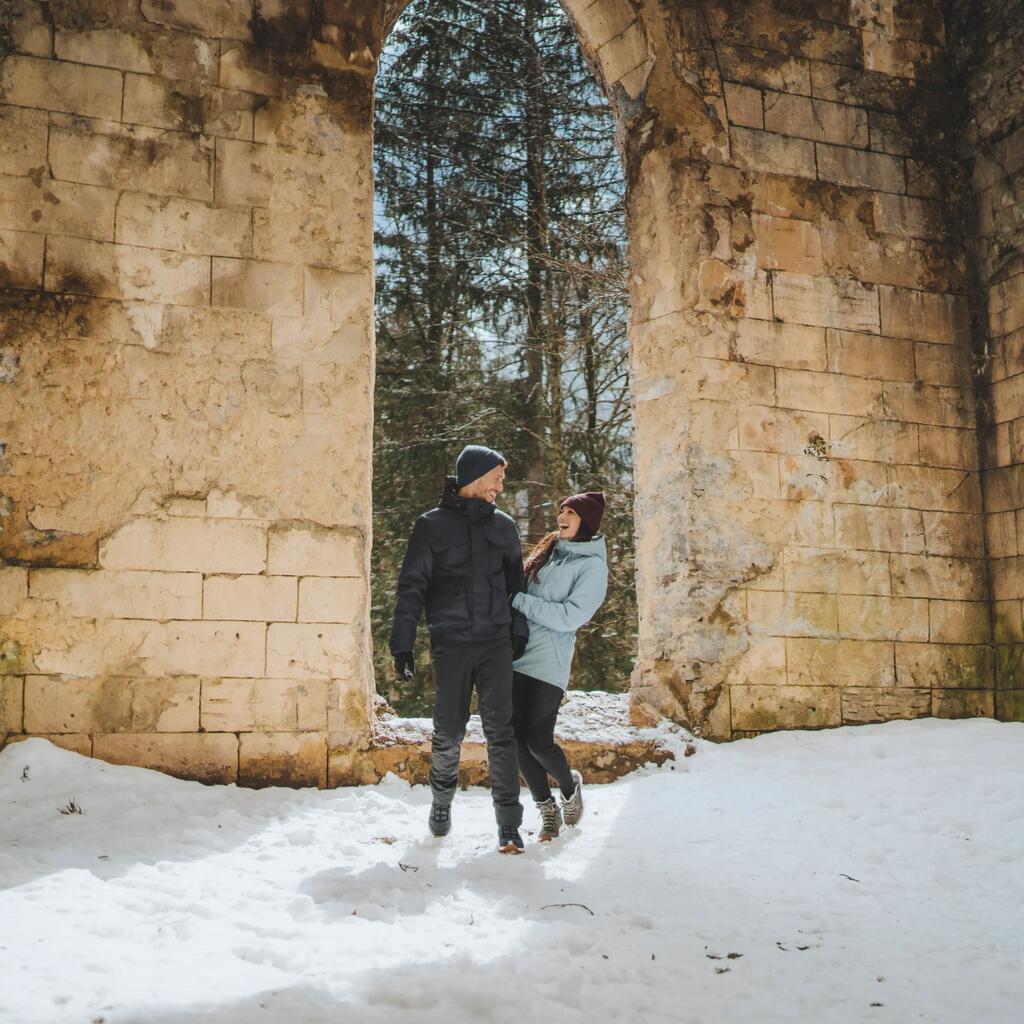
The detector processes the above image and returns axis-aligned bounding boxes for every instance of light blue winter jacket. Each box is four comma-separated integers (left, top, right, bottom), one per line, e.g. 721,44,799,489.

511,535,608,690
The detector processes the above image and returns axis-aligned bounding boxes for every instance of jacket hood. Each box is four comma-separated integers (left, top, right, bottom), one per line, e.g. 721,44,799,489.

439,475,495,522
555,534,606,561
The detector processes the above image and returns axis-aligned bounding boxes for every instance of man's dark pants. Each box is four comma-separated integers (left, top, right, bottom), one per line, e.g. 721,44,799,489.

429,637,523,827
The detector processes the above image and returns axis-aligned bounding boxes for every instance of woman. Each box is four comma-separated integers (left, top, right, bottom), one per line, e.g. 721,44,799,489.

511,491,608,842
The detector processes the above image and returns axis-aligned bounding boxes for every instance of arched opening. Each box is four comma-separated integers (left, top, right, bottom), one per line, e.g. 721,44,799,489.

369,0,638,716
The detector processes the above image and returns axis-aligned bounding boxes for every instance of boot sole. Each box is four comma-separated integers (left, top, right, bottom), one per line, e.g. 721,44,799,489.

497,843,524,855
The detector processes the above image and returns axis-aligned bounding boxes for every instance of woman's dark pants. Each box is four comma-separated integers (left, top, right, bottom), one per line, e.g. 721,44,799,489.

512,671,574,803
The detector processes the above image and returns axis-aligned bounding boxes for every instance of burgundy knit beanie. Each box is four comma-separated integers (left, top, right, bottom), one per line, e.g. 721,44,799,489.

560,491,605,538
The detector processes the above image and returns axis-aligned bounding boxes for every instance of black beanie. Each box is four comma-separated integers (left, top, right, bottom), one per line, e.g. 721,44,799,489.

560,491,605,536
455,445,506,488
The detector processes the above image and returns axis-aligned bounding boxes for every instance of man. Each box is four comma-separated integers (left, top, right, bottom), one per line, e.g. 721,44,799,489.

390,444,530,853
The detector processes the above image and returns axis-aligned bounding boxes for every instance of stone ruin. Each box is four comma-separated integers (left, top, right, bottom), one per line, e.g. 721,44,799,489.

0,0,1021,785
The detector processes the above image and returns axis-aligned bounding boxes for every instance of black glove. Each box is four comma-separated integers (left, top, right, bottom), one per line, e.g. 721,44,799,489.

394,651,415,681
512,635,528,661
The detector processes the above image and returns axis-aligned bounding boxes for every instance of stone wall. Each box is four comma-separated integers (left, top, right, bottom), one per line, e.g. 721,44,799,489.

945,0,1024,723
0,0,1020,784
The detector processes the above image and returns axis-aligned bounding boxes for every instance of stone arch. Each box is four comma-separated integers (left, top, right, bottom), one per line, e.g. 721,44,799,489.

0,0,1016,788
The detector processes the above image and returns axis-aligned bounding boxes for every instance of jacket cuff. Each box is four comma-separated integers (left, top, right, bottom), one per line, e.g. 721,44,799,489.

512,592,525,611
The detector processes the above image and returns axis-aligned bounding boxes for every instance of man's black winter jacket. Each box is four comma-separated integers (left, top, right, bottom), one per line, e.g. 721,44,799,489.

390,478,529,654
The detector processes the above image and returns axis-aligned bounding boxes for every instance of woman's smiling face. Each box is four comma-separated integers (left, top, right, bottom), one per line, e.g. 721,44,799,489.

557,505,581,540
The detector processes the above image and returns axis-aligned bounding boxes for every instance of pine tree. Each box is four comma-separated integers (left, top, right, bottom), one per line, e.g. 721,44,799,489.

373,0,636,711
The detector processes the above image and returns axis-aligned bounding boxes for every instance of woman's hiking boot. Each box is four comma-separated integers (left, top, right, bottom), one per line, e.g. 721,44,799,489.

497,825,525,854
561,769,584,827
428,802,451,837
536,798,562,842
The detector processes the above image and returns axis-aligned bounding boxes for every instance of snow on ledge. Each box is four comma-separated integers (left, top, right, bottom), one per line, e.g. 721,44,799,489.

372,689,688,751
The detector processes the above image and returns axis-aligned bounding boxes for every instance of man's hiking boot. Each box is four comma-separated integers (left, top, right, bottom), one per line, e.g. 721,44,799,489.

536,798,562,842
562,769,584,827
497,825,525,854
429,802,451,837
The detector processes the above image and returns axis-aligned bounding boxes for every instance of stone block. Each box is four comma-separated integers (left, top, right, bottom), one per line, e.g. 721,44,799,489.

916,426,974,471
825,329,915,380
219,43,281,96
0,173,117,242
99,517,267,574
895,642,994,688
932,690,995,719
268,524,361,577
867,111,914,156
731,684,840,732
991,374,1024,425
596,23,650,87
983,465,1024,515
735,451,781,500
816,142,904,192
14,734,93,755
239,732,328,788
841,687,930,724
302,361,365,416
0,676,23,733
834,505,925,553
829,414,919,463
140,0,253,40
271,320,365,364
265,623,357,679
727,635,787,687
995,599,1023,642
9,2,51,56
29,568,202,620
923,511,986,558
93,732,238,784
735,318,826,371
787,637,896,686
202,678,328,732
773,272,880,332
986,511,1018,560
996,690,1024,722
115,192,251,258
776,368,883,417
914,342,963,387
989,274,1024,338
808,60,900,114
576,0,636,49
738,405,830,455
215,139,272,206
718,45,812,95
298,577,363,623
763,92,868,147
123,74,254,140
754,214,822,273
928,600,991,644
887,465,981,514
302,268,372,324
883,382,974,429
49,122,214,202
0,105,48,176
746,590,838,637
723,82,763,128
45,237,210,304
784,545,891,595
203,575,297,622
905,159,942,199
0,56,122,121
55,28,216,83
890,553,987,601
24,675,199,733
0,228,45,288
838,595,928,641
0,567,28,616
730,127,817,180
872,192,945,240
879,286,966,344
212,258,303,317
780,454,887,505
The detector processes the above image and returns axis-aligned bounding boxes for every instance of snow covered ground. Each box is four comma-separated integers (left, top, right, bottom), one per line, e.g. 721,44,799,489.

2,718,1022,1024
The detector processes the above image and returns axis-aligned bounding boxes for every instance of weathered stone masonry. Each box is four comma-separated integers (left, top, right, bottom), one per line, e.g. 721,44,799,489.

0,0,1021,785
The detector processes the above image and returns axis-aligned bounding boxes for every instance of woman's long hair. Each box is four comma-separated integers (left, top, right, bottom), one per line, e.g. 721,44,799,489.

523,531,560,582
